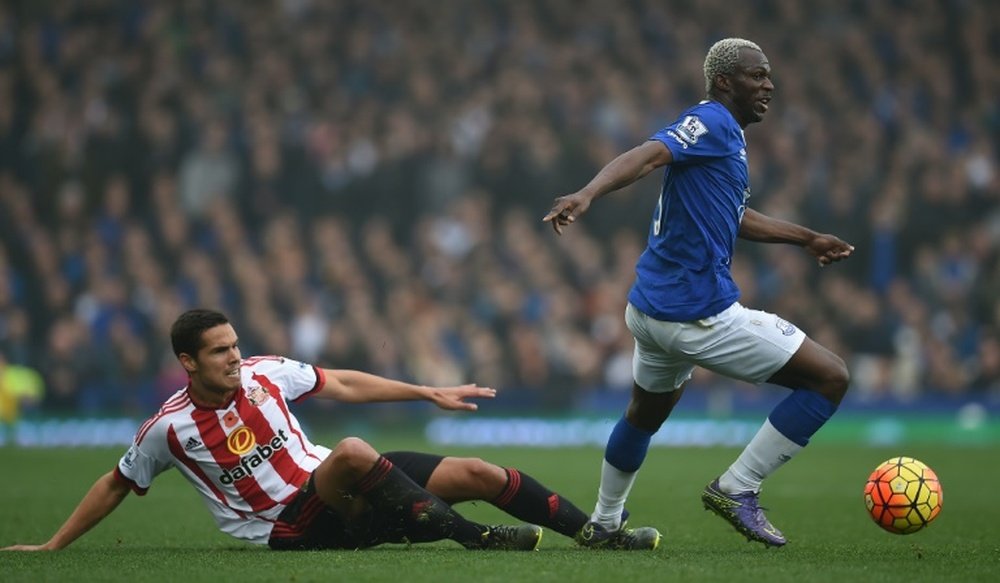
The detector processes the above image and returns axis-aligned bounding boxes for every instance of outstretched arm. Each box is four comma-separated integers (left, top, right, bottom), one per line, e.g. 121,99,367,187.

739,208,854,266
314,369,496,411
544,140,673,234
2,470,130,551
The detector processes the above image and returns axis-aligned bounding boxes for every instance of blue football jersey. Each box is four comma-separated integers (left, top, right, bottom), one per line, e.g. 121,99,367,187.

627,100,751,321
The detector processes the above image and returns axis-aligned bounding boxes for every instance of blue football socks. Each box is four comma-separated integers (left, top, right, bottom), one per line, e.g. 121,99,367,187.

604,416,654,472
767,389,838,446
592,417,654,527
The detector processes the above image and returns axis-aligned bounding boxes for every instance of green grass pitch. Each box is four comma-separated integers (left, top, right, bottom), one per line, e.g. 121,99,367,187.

2,442,998,582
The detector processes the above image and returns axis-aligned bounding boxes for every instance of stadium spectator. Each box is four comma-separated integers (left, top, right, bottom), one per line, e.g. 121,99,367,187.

0,0,995,418
543,38,853,548
1,309,659,551
178,120,240,219
0,352,43,423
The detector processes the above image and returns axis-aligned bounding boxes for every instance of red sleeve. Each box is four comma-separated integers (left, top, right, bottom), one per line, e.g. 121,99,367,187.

292,365,326,403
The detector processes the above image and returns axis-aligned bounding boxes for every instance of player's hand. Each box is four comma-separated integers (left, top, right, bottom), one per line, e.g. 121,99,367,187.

543,192,593,235
425,384,496,411
807,234,855,266
1,544,52,551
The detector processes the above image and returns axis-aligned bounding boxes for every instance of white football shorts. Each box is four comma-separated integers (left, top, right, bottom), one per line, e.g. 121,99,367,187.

625,301,806,393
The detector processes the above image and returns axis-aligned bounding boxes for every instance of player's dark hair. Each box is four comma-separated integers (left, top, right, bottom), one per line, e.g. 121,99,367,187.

170,309,230,358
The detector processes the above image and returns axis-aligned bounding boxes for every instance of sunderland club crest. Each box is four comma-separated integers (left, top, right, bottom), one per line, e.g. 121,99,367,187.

246,384,271,407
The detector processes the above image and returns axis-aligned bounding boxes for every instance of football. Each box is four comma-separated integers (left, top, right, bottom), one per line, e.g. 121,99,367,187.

863,456,943,534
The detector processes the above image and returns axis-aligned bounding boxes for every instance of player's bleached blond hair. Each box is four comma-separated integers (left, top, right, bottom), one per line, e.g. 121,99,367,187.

704,38,763,93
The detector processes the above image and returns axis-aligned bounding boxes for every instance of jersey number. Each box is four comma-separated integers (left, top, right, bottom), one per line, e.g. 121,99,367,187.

653,192,664,236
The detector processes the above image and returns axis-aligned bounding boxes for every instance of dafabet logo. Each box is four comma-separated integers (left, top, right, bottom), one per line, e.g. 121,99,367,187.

218,429,290,485
226,426,256,455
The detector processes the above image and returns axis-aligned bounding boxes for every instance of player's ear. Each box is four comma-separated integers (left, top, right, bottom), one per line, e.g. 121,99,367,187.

179,353,197,374
714,73,731,92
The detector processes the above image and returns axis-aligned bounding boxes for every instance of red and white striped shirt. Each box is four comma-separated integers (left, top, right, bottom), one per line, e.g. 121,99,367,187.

115,356,330,544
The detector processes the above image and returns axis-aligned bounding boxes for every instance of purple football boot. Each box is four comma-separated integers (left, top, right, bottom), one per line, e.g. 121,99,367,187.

702,478,787,547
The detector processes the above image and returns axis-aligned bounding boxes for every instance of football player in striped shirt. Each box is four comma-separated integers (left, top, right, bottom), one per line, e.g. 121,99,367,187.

2,309,658,552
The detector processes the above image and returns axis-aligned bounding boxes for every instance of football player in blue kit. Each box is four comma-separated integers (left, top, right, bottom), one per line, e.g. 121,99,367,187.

544,38,854,547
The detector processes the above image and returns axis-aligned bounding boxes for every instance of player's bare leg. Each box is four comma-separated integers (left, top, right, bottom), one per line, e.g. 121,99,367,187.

419,454,659,550
706,337,850,546
422,457,508,502
766,337,850,405
626,383,686,432
311,438,381,517
313,438,481,545
313,438,539,550
425,457,592,541
577,383,680,550
596,383,684,525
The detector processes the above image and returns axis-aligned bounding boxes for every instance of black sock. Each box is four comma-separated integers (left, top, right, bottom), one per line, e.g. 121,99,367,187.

491,468,589,537
356,456,486,548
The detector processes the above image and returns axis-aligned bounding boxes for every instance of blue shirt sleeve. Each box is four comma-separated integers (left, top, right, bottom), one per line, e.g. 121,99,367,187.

650,104,734,165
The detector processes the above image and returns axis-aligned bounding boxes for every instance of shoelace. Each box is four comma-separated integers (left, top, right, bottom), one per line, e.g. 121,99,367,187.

733,493,772,526
746,501,774,528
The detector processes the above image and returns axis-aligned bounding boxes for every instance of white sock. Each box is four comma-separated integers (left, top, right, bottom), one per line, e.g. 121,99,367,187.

591,459,638,529
718,418,803,494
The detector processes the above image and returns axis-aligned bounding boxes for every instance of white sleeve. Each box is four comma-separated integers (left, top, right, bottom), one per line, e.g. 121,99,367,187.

116,423,173,495
246,356,324,402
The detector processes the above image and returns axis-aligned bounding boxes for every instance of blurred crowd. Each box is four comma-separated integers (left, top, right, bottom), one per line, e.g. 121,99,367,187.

0,0,998,420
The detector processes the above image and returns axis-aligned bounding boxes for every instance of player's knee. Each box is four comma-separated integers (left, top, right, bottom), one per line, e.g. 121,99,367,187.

625,407,664,432
823,355,851,403
835,359,851,395
330,437,379,474
625,389,675,432
459,458,507,492
627,400,670,431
